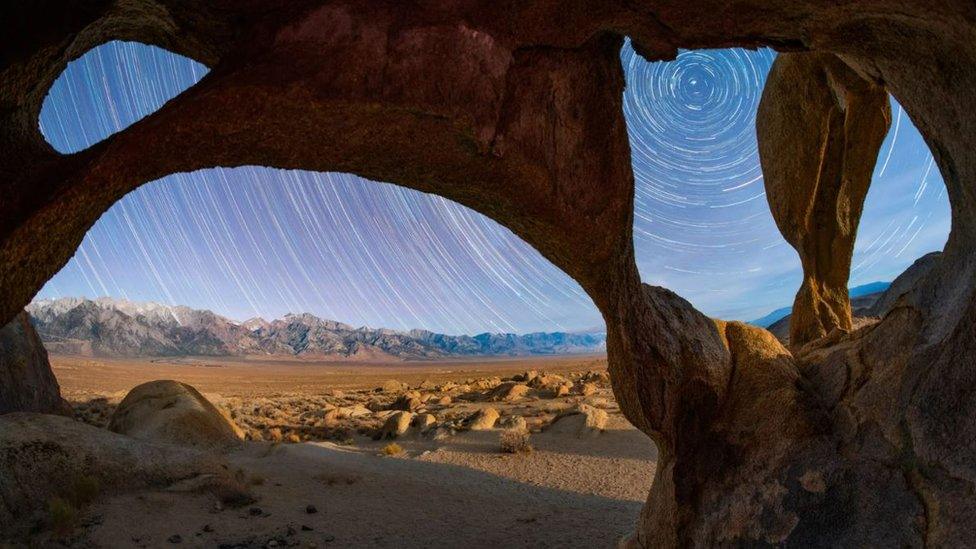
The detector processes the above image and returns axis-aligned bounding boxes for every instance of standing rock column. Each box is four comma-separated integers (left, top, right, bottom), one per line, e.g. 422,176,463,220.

0,311,69,415
757,52,891,347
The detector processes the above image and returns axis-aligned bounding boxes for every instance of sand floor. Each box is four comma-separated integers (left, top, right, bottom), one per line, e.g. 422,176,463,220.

47,355,657,548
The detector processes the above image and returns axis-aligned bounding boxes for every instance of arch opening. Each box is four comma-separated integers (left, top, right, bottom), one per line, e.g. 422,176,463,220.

39,41,209,154
621,42,951,327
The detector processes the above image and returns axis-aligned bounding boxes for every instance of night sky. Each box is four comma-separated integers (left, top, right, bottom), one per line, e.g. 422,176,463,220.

35,41,950,334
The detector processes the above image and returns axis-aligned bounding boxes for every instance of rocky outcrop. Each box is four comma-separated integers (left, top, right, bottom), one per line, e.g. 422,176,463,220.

758,52,891,347
0,413,229,536
0,311,69,415
547,404,608,437
2,2,976,547
108,380,244,449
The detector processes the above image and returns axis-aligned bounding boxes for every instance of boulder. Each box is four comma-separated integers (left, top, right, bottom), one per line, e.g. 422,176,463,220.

378,411,413,439
551,383,571,398
465,407,499,431
378,379,407,393
337,404,372,419
108,380,244,449
574,382,597,396
547,404,608,437
390,392,423,411
411,413,436,431
0,311,70,415
498,414,528,432
489,381,530,401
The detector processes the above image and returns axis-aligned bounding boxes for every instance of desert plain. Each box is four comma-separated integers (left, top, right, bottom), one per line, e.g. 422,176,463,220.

38,353,655,548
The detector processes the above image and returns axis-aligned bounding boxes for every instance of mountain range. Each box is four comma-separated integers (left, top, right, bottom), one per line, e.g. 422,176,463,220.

26,297,606,360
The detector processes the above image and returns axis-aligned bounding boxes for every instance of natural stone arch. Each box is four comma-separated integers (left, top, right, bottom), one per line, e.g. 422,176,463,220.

757,52,892,348
1,1,975,547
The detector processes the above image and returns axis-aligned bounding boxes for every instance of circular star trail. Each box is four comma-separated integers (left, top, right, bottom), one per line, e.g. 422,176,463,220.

621,45,949,319
35,41,950,332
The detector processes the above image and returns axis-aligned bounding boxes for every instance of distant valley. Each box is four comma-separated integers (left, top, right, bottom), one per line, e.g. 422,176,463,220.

27,297,606,360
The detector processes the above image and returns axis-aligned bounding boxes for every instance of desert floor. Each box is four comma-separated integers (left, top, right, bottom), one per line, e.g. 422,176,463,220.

48,354,657,548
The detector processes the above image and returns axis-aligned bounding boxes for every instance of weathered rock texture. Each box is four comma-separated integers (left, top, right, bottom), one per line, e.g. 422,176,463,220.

758,52,891,347
108,380,244,449
1,2,975,546
0,413,228,536
0,311,69,415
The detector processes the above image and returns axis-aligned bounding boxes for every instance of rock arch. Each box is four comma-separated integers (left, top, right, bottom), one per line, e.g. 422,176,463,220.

2,2,975,546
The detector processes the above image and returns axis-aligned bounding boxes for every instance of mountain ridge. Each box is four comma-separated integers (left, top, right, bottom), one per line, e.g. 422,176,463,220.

26,297,606,360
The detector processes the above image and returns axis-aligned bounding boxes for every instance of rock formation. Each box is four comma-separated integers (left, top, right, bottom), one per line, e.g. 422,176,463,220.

758,52,891,347
108,380,244,449
0,413,230,536
0,311,69,415
1,1,975,546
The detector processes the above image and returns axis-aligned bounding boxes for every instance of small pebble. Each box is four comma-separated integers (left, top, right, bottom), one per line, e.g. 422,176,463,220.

301,525,313,532
168,534,182,544
305,505,317,514
249,507,264,516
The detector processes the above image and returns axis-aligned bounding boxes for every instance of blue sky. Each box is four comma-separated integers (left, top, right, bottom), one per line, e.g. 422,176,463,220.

35,41,950,334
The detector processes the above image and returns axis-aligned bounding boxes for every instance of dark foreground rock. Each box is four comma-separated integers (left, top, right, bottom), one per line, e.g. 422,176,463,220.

0,311,69,415
0,413,230,538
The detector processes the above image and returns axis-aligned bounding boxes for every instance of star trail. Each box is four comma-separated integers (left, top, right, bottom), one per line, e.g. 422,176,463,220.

35,41,950,334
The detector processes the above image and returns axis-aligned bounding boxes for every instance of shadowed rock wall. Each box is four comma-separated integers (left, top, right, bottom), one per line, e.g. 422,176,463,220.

0,311,69,415
1,1,975,546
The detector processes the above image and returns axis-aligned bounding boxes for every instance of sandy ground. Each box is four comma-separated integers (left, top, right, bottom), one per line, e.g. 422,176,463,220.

52,354,610,399
47,355,657,548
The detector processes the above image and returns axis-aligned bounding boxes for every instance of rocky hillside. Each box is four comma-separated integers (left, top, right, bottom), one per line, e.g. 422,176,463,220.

26,298,606,360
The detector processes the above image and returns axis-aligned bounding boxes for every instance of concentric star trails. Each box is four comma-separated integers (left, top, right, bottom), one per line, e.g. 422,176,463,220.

34,41,950,332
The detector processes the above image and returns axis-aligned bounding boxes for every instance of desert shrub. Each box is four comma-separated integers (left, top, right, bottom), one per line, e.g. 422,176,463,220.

500,429,533,454
381,442,403,456
47,497,78,537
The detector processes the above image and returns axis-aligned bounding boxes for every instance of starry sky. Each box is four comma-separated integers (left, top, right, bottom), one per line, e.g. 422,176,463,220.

35,41,950,335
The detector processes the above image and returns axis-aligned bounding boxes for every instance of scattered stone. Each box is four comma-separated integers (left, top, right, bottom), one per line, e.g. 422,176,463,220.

547,404,608,437
378,411,414,439
489,382,530,402
306,504,317,514
527,373,567,389
435,395,452,406
379,380,408,393
498,415,527,432
573,382,597,396
551,384,571,398
411,413,437,431
513,370,538,383
168,534,183,544
390,393,423,411
249,507,264,516
466,407,500,430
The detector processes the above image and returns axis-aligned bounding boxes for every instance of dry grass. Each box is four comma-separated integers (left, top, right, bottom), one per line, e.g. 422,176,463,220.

47,497,79,537
382,442,404,456
500,429,533,454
